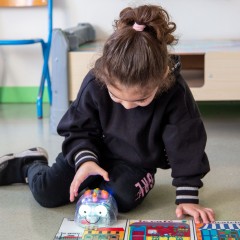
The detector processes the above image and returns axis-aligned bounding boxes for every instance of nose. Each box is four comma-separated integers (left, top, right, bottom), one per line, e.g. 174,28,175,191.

121,101,137,109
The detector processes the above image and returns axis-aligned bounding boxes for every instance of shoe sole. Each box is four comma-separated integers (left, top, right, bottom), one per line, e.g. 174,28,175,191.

0,147,49,165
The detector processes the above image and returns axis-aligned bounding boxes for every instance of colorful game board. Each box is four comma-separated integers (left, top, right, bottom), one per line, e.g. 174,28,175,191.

54,218,127,240
194,221,240,240
55,219,240,240
126,219,194,239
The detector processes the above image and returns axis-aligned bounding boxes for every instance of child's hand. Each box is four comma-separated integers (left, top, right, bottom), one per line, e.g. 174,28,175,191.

176,203,215,224
69,161,109,202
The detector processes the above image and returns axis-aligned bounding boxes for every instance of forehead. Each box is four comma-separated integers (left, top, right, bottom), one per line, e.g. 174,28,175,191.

107,82,156,101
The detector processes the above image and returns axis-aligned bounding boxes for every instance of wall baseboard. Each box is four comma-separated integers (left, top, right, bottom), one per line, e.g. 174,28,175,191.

0,86,49,103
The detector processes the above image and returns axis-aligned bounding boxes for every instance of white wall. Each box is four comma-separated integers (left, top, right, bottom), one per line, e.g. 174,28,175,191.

0,0,240,88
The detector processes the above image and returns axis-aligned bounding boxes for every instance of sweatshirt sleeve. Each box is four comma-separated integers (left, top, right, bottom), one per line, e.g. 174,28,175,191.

162,78,210,205
57,73,103,170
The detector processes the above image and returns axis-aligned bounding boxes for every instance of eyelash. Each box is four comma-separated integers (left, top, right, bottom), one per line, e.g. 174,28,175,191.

109,91,147,103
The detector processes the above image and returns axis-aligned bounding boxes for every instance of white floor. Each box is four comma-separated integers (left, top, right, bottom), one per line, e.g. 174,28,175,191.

0,102,240,240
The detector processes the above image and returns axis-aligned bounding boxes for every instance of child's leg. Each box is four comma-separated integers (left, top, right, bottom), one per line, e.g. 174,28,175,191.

99,161,156,212
27,153,100,208
0,148,98,208
27,152,75,207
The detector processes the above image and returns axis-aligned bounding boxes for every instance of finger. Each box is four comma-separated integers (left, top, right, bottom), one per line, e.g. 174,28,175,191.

98,168,110,181
192,210,201,224
70,181,77,202
198,208,215,223
70,193,75,202
205,208,215,222
69,178,81,202
102,173,109,181
197,209,209,224
69,187,75,202
205,208,215,214
175,205,184,219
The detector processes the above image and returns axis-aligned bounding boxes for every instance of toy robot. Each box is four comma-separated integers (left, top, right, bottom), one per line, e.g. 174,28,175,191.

74,188,118,228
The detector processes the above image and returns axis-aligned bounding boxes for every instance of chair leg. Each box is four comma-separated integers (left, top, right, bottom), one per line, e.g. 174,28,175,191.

46,65,52,105
36,95,43,119
37,71,45,118
37,41,51,118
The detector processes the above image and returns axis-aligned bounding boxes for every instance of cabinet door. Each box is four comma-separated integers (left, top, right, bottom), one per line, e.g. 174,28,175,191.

204,51,240,100
68,52,98,101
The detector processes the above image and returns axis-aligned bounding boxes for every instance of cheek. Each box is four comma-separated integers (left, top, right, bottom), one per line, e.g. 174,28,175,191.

137,102,150,107
137,98,154,107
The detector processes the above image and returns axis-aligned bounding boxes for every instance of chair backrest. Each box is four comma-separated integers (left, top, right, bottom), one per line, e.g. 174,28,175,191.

0,0,53,42
0,0,47,7
0,0,53,118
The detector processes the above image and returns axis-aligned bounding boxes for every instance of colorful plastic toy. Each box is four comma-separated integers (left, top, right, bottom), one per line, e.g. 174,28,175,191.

74,189,118,228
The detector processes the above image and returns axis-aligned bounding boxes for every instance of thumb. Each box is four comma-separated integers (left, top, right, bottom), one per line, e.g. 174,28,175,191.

176,205,184,219
97,167,110,182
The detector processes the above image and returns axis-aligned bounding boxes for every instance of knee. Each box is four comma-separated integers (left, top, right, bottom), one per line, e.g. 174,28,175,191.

29,180,69,208
99,165,155,213
108,187,143,213
31,188,63,208
115,194,141,213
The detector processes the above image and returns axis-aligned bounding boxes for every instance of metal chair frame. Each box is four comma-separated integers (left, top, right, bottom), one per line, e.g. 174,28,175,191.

0,0,53,118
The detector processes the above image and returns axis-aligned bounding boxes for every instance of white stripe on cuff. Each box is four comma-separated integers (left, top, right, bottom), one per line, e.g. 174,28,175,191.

177,187,198,191
75,156,97,166
75,150,98,161
176,195,199,200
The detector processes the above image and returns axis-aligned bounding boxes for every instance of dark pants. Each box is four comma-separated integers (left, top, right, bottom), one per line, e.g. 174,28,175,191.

28,153,156,212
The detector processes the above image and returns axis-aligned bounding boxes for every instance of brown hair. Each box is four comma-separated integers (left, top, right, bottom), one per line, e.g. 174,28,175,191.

93,5,178,92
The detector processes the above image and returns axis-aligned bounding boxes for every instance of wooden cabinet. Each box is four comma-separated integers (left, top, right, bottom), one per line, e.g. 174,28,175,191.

68,40,240,101
68,51,98,101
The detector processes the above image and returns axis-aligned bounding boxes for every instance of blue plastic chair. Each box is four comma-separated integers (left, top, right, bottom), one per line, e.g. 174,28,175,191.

0,0,53,118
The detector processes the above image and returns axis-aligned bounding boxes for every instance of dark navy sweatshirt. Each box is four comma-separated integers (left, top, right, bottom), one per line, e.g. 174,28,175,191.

57,58,210,205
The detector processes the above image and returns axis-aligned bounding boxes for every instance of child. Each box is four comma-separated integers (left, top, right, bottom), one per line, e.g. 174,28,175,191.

0,5,214,223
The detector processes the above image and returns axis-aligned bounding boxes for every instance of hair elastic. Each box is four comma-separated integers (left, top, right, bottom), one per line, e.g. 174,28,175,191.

133,22,146,31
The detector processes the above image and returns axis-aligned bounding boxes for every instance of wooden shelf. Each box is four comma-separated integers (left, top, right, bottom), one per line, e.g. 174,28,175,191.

68,40,240,101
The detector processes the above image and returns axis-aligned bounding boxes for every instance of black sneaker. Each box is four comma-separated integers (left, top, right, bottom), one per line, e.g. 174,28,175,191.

0,147,48,185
